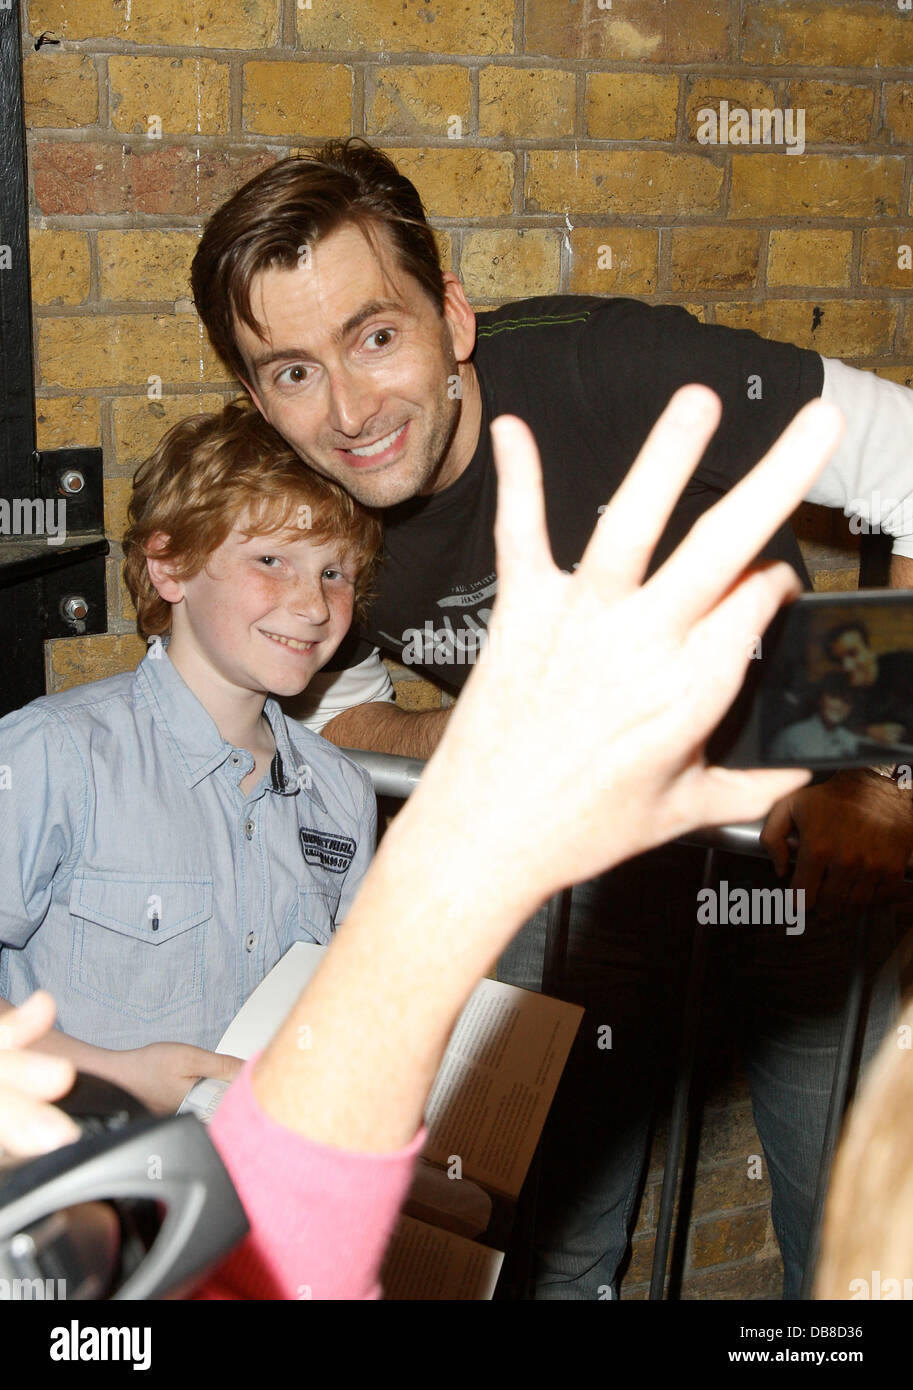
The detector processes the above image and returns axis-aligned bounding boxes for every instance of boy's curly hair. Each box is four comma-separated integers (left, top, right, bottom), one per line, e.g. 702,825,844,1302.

123,398,383,639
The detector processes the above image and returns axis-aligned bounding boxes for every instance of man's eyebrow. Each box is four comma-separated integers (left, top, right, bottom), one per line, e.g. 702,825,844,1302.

249,300,403,374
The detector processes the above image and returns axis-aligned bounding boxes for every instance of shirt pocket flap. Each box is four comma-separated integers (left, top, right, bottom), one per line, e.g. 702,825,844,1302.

296,883,342,946
69,875,213,944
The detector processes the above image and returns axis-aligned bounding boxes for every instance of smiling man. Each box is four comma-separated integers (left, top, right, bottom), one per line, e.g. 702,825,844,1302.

191,139,913,1300
235,224,478,509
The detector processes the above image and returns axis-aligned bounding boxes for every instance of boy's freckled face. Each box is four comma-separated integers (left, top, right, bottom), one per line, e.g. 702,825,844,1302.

168,523,356,701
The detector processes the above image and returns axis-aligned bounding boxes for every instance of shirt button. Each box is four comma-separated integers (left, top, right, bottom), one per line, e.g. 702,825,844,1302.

230,752,241,766
245,819,255,839
245,932,257,952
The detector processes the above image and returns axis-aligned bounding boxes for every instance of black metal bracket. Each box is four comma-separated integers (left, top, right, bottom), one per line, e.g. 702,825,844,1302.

0,11,109,716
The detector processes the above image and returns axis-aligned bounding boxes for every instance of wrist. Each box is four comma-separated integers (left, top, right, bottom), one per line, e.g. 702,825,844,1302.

383,780,545,932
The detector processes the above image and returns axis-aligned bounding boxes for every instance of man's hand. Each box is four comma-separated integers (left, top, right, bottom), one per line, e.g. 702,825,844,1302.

113,1042,243,1115
0,992,81,1160
761,770,913,915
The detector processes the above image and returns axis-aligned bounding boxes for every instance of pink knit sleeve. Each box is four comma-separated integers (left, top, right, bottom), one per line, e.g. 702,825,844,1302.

190,1053,424,1301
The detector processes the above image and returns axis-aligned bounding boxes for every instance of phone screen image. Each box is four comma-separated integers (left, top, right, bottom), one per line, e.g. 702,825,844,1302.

708,593,913,771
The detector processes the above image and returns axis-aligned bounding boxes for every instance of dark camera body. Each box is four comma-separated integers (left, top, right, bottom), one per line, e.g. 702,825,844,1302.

0,1074,248,1300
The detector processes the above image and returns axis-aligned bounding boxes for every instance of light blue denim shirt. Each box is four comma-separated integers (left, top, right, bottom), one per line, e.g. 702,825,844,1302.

0,648,376,1051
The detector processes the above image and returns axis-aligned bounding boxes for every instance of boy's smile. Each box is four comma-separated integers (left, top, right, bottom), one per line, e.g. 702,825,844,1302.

160,522,356,716
234,223,481,508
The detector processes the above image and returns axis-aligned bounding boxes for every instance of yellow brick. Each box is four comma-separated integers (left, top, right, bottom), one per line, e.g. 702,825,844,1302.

525,0,730,62
811,567,862,594
120,557,138,626
382,656,414,682
23,52,98,128
714,300,897,358
28,0,279,46
682,303,708,322
900,306,913,357
431,227,455,273
460,229,561,301
730,156,904,220
478,67,575,140
786,81,874,145
689,1210,771,1269
104,474,132,544
386,148,514,218
109,57,228,137
568,228,658,295
112,394,230,468
741,3,912,68
243,62,352,138
98,231,201,303
884,83,913,145
767,229,853,288
527,150,723,217
35,397,101,450
46,633,146,694
367,65,470,139
624,1231,656,1287
586,73,679,141
685,78,778,142
38,316,230,391
861,229,913,289
29,230,91,306
394,677,443,711
298,0,512,54
666,229,760,291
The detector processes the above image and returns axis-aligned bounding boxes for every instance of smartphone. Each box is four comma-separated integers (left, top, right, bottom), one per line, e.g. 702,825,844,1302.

707,590,913,771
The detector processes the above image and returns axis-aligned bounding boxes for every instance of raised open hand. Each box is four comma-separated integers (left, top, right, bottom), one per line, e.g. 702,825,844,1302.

415,384,844,914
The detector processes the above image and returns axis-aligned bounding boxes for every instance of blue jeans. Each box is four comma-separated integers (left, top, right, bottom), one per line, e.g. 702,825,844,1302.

498,844,906,1300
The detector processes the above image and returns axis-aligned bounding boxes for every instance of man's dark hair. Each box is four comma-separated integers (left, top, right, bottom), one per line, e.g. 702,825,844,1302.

824,619,870,657
190,139,446,384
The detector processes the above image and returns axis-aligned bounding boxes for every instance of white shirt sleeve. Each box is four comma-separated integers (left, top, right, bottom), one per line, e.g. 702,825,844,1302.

806,357,913,558
286,648,396,734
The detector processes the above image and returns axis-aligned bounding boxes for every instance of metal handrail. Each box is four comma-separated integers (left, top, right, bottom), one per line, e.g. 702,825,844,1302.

343,748,913,876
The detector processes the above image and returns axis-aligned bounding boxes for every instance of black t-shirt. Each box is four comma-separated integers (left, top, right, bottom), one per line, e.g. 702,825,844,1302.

855,651,913,736
329,295,824,692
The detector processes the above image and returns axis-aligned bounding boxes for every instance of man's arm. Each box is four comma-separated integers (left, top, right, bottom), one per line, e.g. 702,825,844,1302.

890,553,913,589
287,647,452,757
321,701,451,759
813,358,913,562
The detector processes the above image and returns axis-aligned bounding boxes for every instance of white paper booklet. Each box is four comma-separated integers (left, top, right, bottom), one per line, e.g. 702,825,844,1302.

180,941,583,1299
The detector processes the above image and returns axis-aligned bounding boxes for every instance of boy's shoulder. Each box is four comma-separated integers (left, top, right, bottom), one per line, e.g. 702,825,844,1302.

0,668,138,736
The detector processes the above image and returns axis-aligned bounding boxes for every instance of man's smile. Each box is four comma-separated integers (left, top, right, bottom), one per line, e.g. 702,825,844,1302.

336,420,410,465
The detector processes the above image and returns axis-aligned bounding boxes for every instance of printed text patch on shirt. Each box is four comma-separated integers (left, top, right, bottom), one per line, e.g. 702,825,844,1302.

299,828,356,873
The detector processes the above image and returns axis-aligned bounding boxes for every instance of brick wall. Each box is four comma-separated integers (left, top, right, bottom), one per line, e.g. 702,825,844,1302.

20,0,913,1297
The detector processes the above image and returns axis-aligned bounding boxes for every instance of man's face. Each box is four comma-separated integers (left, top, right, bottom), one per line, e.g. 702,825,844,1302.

829,629,879,687
165,521,356,702
235,223,477,508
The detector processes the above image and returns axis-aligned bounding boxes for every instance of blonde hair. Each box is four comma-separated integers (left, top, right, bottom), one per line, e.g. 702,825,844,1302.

815,992,913,1298
123,398,382,638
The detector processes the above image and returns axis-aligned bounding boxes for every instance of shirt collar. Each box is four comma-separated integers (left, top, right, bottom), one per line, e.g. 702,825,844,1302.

134,647,315,802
